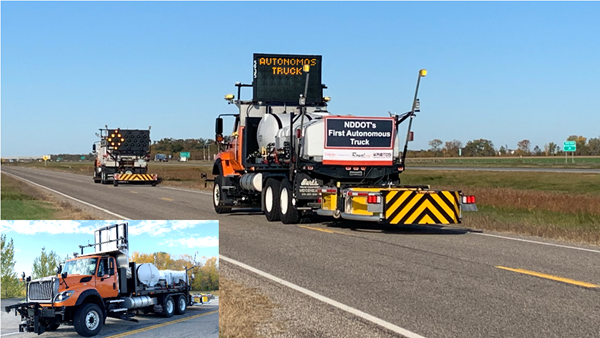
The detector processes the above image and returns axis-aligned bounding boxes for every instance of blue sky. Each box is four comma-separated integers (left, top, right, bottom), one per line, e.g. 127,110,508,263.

1,2,599,157
0,220,219,276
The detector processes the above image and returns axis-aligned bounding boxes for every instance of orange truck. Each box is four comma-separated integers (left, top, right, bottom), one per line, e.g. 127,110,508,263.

211,53,476,225
4,223,204,337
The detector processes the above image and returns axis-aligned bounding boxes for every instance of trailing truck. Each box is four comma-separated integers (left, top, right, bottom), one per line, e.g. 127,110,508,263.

211,53,476,225
4,223,205,337
92,127,159,186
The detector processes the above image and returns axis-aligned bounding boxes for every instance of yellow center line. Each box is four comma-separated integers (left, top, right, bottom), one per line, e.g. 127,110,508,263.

160,197,174,201
496,266,599,288
298,225,346,234
130,191,138,194
105,310,218,338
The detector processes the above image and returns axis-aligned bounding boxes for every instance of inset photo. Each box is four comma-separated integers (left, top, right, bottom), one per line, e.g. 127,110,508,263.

0,220,219,338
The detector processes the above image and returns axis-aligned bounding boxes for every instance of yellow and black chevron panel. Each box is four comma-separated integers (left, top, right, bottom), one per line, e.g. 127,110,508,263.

117,174,156,181
383,190,460,225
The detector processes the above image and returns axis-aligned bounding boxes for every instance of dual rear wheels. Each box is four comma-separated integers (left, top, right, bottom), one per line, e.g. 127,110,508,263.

263,178,299,224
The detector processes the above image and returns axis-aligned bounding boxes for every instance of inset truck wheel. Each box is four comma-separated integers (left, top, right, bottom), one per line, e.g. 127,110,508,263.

163,296,175,318
175,295,187,315
279,179,299,224
100,172,108,185
213,176,232,214
73,303,103,337
263,178,281,222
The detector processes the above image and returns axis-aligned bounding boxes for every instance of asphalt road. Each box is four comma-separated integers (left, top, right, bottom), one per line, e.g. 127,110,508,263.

1,298,219,338
3,166,600,337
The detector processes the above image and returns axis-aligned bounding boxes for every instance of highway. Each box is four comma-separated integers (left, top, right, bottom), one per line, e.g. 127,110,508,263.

3,166,600,337
410,166,600,173
1,297,219,338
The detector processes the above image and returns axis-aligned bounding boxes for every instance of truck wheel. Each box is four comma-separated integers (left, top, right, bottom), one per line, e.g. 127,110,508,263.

163,296,175,318
73,303,103,337
113,178,119,187
263,179,281,222
213,176,232,214
48,322,60,331
175,295,187,315
279,180,299,224
100,172,108,185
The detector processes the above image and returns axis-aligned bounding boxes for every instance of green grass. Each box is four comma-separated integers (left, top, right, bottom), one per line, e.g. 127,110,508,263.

407,156,600,169
400,170,600,195
1,174,58,220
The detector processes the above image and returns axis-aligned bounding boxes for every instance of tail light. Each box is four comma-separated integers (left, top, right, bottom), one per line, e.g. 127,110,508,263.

367,195,381,204
317,198,322,204
462,195,476,204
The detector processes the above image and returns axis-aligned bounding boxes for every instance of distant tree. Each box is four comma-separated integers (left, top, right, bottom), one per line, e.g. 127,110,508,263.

499,146,507,156
533,145,542,156
587,137,600,155
545,142,558,156
1,235,23,298
32,247,60,280
567,135,588,155
517,139,531,155
443,140,462,157
428,139,443,153
463,139,496,157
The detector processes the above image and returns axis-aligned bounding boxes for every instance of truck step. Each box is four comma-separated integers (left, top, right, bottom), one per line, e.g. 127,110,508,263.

109,308,128,312
108,299,124,303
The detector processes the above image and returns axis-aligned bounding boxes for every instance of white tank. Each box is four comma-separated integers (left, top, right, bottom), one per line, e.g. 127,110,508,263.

136,263,160,286
159,270,188,285
257,112,328,158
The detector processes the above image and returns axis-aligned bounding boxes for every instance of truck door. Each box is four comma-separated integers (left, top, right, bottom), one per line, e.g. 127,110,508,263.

96,257,119,298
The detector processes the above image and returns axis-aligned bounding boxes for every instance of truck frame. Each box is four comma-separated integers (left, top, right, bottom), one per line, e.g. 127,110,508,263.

210,53,476,225
4,223,205,337
92,127,159,186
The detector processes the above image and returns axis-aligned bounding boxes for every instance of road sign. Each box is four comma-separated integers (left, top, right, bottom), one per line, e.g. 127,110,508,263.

42,155,50,161
81,156,85,160
180,152,190,158
563,141,576,152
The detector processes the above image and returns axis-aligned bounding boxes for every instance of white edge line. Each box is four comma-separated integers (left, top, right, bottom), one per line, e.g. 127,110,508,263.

1,332,22,336
3,171,130,220
220,255,427,338
471,232,600,254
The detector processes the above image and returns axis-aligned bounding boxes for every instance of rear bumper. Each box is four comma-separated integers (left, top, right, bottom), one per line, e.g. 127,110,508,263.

114,173,159,184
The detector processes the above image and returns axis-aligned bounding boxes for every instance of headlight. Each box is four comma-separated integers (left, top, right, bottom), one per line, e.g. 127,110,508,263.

54,291,74,302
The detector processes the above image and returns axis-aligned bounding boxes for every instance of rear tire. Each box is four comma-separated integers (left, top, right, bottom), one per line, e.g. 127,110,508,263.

279,180,300,224
213,176,232,214
263,178,281,222
162,296,175,318
175,295,187,315
73,303,103,337
100,172,108,185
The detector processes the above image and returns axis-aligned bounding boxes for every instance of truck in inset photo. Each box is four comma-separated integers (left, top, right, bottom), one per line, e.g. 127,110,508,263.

4,223,206,337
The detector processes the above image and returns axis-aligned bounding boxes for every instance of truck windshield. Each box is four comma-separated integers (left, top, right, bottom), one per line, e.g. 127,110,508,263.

63,258,98,276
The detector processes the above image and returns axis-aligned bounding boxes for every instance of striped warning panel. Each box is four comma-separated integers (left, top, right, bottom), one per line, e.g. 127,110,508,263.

383,190,460,225
117,174,155,181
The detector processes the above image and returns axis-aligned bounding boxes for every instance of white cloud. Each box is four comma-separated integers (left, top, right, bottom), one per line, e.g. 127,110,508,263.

0,221,96,235
160,236,219,249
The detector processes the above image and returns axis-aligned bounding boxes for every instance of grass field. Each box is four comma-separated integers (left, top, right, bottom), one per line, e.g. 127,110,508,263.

1,173,96,220
407,156,600,169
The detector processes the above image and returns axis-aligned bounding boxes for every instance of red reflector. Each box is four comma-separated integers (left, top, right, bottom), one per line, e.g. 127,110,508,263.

360,167,366,170
317,198,322,204
468,196,476,204
345,167,352,170
296,129,302,138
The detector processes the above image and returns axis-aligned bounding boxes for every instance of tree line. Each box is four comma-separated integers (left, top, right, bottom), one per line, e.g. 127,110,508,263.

1,234,218,299
414,134,600,157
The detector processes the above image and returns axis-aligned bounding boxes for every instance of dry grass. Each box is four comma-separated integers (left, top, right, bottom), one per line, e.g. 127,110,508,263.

219,278,275,338
1,173,97,220
443,185,600,216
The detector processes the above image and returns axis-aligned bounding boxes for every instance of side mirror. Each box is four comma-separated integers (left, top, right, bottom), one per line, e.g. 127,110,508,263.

215,118,223,135
21,272,26,281
92,144,96,151
61,272,68,279
56,265,62,275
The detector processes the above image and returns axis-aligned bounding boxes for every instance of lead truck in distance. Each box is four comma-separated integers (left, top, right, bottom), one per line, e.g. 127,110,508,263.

4,223,205,337
211,53,476,225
